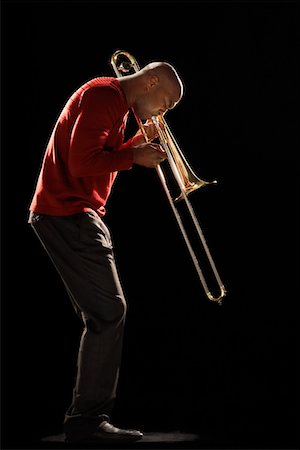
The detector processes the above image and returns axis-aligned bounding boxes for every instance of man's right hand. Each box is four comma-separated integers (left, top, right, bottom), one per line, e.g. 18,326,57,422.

132,143,167,168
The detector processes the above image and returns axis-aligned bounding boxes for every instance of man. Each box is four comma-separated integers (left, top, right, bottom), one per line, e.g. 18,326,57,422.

28,59,184,443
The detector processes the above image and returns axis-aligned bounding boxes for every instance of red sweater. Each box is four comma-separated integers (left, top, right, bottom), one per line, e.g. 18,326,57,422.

29,77,134,217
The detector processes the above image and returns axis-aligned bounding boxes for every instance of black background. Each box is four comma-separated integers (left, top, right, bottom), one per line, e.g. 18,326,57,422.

1,1,298,449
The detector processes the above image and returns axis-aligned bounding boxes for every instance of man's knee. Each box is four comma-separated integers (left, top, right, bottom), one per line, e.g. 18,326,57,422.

84,297,127,332
107,296,127,323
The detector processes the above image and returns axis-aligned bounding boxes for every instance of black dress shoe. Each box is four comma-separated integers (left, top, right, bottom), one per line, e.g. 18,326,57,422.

65,419,143,443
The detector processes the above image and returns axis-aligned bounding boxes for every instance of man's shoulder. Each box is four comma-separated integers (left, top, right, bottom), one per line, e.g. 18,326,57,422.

79,77,126,109
81,77,121,94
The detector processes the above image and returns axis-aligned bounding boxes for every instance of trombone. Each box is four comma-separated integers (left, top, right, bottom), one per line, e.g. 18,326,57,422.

110,50,226,304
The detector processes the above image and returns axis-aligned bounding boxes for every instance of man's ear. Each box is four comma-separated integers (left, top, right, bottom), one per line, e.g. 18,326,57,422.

146,74,159,91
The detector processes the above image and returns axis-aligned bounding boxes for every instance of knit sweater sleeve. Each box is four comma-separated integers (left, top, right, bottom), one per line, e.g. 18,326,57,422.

68,85,133,177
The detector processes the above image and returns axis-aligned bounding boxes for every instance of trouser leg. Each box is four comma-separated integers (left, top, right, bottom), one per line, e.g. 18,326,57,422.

30,212,127,436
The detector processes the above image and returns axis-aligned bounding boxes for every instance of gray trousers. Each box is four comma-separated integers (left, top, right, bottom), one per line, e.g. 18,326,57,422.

29,210,127,436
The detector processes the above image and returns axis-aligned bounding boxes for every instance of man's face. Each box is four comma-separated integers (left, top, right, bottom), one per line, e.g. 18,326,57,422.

133,85,174,120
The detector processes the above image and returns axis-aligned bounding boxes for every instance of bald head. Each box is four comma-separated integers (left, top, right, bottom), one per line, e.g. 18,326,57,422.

141,62,184,107
118,59,184,120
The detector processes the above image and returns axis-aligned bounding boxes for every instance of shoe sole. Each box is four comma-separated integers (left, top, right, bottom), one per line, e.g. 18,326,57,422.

65,434,143,443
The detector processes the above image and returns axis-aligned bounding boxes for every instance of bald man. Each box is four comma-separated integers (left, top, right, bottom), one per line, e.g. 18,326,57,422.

28,60,183,443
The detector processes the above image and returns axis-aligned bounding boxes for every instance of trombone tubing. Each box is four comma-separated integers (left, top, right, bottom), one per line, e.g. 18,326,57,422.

110,50,226,303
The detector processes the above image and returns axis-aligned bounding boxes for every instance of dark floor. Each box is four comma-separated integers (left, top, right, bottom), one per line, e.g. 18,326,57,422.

3,425,297,450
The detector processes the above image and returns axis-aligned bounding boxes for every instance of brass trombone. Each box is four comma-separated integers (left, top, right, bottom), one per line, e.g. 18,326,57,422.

110,50,226,304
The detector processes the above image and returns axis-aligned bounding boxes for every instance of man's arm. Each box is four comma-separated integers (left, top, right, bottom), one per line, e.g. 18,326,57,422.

69,87,134,177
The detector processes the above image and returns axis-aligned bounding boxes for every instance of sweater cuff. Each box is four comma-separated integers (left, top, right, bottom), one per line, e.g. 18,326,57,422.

120,137,135,150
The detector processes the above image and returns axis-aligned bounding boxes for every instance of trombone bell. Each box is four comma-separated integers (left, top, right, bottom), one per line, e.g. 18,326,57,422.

154,116,217,202
174,173,218,202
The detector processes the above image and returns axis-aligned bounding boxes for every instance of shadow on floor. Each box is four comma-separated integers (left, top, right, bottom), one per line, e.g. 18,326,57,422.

41,431,201,449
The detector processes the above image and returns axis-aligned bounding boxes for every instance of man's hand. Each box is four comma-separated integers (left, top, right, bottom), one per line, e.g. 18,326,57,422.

132,143,167,168
130,119,159,146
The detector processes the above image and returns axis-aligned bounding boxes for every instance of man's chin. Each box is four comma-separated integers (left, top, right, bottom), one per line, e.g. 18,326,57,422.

134,110,150,121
